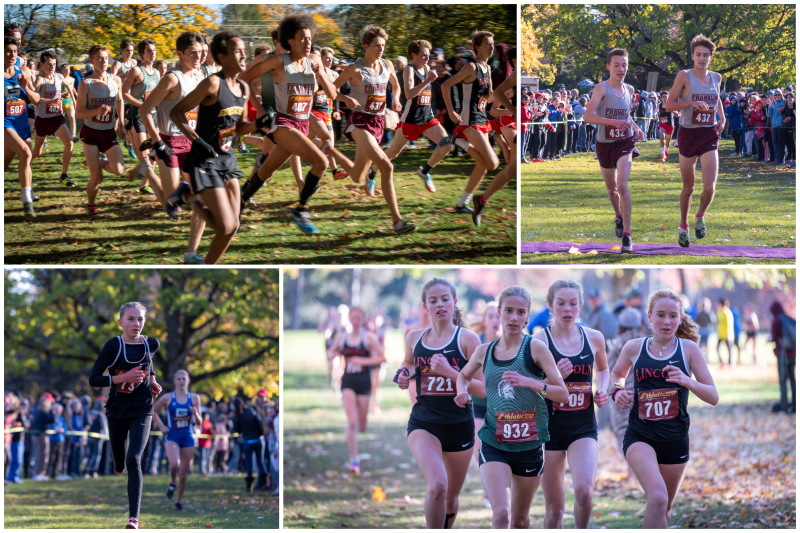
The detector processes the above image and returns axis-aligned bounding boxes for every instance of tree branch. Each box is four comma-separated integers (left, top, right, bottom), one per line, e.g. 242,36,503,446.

190,345,276,382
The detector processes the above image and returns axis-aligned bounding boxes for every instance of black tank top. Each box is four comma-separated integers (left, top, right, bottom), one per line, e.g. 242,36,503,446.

341,329,371,379
312,83,329,113
411,326,473,424
456,60,490,126
658,103,674,128
544,325,597,434
400,66,434,125
192,72,245,171
628,337,691,440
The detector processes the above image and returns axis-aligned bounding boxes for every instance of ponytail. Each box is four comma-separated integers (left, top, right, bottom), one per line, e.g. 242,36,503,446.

676,313,700,344
453,306,467,328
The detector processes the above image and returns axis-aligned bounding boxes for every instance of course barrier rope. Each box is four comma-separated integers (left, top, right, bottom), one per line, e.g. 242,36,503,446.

5,427,241,440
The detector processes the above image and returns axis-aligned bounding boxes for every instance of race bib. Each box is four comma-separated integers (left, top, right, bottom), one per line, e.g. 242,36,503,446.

365,94,386,114
47,102,62,114
345,360,363,374
92,111,113,124
419,366,455,397
5,98,25,117
114,369,136,394
218,125,235,151
691,108,714,126
288,94,312,116
186,107,198,130
315,91,328,105
638,388,679,421
174,408,191,429
495,410,538,443
478,96,488,111
144,90,152,101
605,124,628,139
417,89,431,106
553,382,592,412
660,116,669,124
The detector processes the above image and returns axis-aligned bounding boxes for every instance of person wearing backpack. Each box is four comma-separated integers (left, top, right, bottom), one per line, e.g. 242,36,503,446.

769,301,795,413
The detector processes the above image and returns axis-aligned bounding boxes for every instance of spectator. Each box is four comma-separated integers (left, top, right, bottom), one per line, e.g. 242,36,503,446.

622,288,652,334
769,301,796,413
214,411,231,475
782,92,795,166
584,288,618,349
574,96,587,151
47,404,68,480
84,398,108,478
5,392,28,484
742,303,760,365
750,99,768,161
731,302,742,364
727,97,743,155
717,299,735,366
30,395,55,480
68,399,87,478
694,297,716,360
197,412,214,475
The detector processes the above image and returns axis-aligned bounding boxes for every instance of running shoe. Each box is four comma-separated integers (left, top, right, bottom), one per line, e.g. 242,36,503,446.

365,177,375,196
659,154,666,162
393,218,417,235
175,502,183,512
140,185,155,195
483,496,492,509
23,202,36,217
615,217,624,238
332,169,349,181
72,135,79,142
125,517,139,529
166,482,176,499
31,192,40,202
665,150,669,158
291,209,320,234
439,133,457,147
695,217,706,239
238,144,249,153
417,167,436,192
472,195,485,227
349,459,361,476
126,142,136,159
678,229,690,248
60,174,76,188
366,168,376,182
620,235,633,254
86,205,98,219
455,204,474,215
168,182,191,211
184,253,206,265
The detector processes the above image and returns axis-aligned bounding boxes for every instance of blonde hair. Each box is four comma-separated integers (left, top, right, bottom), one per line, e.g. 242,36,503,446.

421,278,466,328
173,369,189,381
320,46,335,57
647,289,700,343
119,301,147,320
546,280,584,308
498,287,532,312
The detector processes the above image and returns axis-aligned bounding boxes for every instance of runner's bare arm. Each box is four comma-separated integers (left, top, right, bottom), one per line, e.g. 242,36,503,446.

441,62,476,121
402,66,424,100
455,343,488,406
580,81,607,126
714,74,725,130
151,395,171,431
192,393,203,424
529,339,569,403
492,76,516,118
170,76,220,141
401,330,422,377
332,64,361,109
74,80,94,120
232,83,261,136
239,57,269,116
587,328,610,407
459,329,485,396
666,341,719,406
359,331,386,367
139,72,179,143
18,66,41,105
121,66,145,107
116,75,126,139
311,59,338,102
387,67,403,113
664,71,697,112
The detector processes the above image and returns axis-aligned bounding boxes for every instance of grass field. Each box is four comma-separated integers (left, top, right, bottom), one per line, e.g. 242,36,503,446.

3,474,279,529
283,329,795,529
521,138,795,264
4,126,516,265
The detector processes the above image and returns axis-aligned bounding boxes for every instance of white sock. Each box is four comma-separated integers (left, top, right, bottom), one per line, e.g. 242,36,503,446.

184,252,198,260
458,191,473,207
661,146,666,154
21,187,32,203
455,138,471,151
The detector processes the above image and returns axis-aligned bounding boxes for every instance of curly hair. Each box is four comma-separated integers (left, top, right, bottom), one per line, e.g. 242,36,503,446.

278,14,316,51
39,49,58,64
690,34,716,56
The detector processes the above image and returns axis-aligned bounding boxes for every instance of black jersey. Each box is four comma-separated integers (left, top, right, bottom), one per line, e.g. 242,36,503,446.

411,327,473,424
185,72,245,173
399,66,434,125
340,329,372,389
543,326,597,434
312,84,330,113
455,60,490,126
89,336,159,419
658,103,674,128
628,337,691,441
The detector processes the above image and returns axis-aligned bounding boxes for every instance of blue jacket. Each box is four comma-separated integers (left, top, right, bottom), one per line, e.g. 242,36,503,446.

726,104,743,130
547,105,559,123
768,103,785,128
49,416,67,443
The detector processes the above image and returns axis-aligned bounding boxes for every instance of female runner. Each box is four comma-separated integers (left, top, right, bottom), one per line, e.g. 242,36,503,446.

610,289,718,528
534,280,609,529
329,307,385,474
88,302,162,529
152,370,201,511
456,286,568,529
395,278,483,529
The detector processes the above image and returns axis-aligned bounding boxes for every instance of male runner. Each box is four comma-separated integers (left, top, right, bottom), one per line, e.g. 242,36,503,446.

583,48,644,253
664,34,724,248
110,39,138,159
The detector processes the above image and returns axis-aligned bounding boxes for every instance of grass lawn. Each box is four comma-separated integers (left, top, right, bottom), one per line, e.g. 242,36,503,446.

283,330,795,529
4,125,516,265
3,474,279,529
521,137,795,265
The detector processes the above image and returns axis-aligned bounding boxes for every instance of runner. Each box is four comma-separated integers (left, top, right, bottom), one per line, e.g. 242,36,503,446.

657,91,678,162
4,35,40,217
441,31,499,215
152,370,201,512
322,25,417,234
121,38,161,198
609,288,718,528
472,47,517,227
583,48,645,254
533,280,609,529
76,44,127,219
455,286,569,529
329,307,385,474
58,63,79,142
395,278,483,529
138,31,207,264
110,39,139,160
88,301,163,529
664,35,725,248
4,23,24,67
310,46,347,180
232,396,268,492
365,38,453,193
30,50,76,188
169,30,257,264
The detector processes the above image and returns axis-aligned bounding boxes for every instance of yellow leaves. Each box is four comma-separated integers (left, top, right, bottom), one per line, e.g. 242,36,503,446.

371,486,386,503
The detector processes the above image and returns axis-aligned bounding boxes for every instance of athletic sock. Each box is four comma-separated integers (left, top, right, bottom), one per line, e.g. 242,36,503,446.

680,224,689,231
299,171,322,206
622,232,631,238
184,252,198,261
661,146,666,154
696,214,704,220
455,138,470,151
421,163,432,174
21,187,32,204
457,191,473,207
240,179,264,202
367,168,376,181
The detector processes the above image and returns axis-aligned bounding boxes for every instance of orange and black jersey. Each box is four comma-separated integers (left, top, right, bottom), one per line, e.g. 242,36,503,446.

89,336,160,419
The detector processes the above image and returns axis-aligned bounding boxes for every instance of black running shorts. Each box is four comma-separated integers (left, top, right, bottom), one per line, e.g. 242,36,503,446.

622,427,689,465
545,429,598,452
478,440,544,477
407,414,474,452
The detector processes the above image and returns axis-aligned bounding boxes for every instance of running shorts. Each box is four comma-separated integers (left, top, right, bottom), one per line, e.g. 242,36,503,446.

5,119,31,141
545,429,598,452
595,136,639,169
677,126,719,159
63,98,73,109
490,115,517,132
478,440,544,477
247,101,257,122
80,124,119,153
128,115,147,134
407,414,474,452
345,111,385,143
27,104,35,119
161,134,192,169
454,123,492,139
622,427,689,465
188,166,244,195
267,113,310,144
658,124,674,136
399,118,439,141
341,371,371,396
34,114,66,137
166,432,195,449
472,403,487,420
311,109,331,124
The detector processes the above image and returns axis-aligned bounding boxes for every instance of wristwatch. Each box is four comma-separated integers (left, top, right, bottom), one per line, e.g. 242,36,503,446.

541,383,547,397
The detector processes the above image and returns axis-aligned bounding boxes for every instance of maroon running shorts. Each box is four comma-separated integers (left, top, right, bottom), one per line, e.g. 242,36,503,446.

677,126,719,159
34,114,66,138
595,136,639,169
79,124,119,154
161,134,192,169
345,111,385,143
267,113,310,144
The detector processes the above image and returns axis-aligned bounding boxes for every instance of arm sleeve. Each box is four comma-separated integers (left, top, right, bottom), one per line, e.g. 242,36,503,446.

89,339,118,388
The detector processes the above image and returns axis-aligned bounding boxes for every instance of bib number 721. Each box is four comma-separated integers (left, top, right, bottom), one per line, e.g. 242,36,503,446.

420,367,455,396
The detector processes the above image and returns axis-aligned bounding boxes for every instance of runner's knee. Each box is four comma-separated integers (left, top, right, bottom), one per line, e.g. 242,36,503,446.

574,483,594,508
427,478,447,501
647,488,669,513
545,501,565,521
178,471,189,483
376,157,393,177
309,152,327,175
510,514,530,529
492,507,510,529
